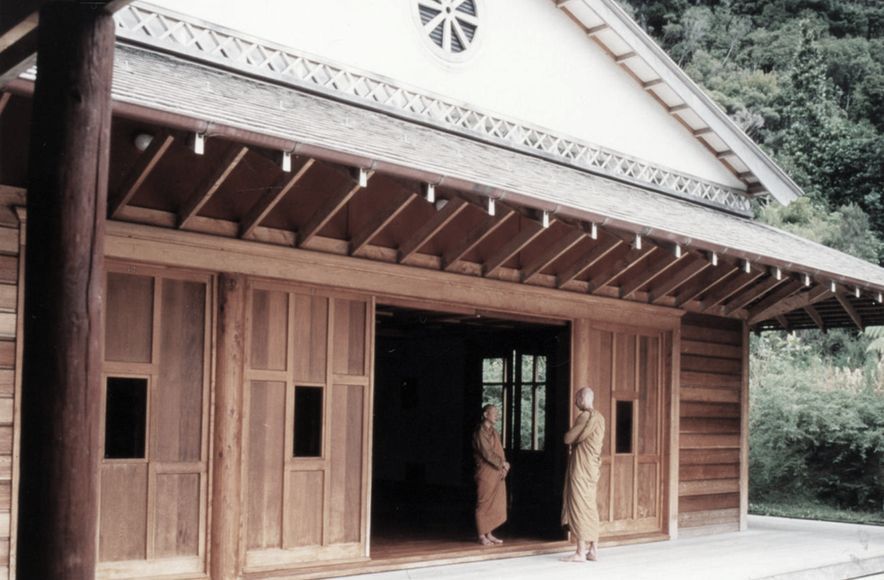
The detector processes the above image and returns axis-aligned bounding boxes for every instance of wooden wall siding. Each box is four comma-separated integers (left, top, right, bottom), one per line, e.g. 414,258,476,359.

97,267,212,578
243,282,373,571
573,321,668,539
0,220,21,580
678,313,744,537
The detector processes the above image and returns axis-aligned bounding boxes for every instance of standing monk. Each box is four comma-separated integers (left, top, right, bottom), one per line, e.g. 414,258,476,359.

561,387,605,562
472,404,509,545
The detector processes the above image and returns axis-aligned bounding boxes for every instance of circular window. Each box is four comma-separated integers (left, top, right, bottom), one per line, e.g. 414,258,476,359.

415,0,482,61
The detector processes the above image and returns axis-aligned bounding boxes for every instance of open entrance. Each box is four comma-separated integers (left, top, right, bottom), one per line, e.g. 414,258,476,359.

371,305,571,560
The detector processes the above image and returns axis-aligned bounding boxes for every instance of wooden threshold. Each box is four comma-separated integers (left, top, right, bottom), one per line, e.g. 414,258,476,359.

244,533,669,579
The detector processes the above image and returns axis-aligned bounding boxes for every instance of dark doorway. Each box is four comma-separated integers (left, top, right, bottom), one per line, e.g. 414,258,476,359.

370,304,570,559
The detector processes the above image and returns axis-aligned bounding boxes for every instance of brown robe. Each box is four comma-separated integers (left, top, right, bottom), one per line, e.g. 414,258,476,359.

561,409,605,543
472,423,507,535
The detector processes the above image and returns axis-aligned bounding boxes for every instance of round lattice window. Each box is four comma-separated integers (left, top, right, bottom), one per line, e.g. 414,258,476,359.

415,0,482,61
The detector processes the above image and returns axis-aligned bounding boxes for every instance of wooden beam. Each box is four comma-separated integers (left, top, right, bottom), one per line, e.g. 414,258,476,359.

692,127,714,137
521,229,585,283
210,273,246,579
239,157,314,239
399,197,468,263
648,256,710,304
556,235,622,288
804,304,825,330
745,279,804,325
442,206,515,271
723,276,785,315
642,79,664,90
774,315,790,330
715,150,735,160
18,4,115,577
350,190,416,256
614,51,637,63
107,132,175,219
586,244,657,295
586,24,609,36
178,145,249,229
619,247,687,299
699,269,764,311
835,291,864,330
746,283,833,326
299,169,373,247
674,264,739,307
0,92,11,117
483,220,550,277
668,103,690,114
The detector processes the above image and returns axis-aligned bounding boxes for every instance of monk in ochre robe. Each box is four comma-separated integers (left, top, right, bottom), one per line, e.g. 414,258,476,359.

561,387,605,562
472,404,509,545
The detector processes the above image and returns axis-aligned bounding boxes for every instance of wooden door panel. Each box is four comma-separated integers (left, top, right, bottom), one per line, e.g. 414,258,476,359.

153,473,201,557
244,285,373,569
105,273,153,363
328,383,365,545
99,464,148,562
284,471,324,548
250,289,289,372
575,322,667,539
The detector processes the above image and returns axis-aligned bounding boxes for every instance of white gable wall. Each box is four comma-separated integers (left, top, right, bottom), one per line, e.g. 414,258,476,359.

147,0,744,189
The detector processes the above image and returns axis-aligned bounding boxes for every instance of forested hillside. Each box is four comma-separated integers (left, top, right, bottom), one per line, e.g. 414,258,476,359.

623,0,884,519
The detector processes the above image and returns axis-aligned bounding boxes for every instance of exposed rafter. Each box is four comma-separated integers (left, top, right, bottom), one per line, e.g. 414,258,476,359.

619,247,688,299
804,304,825,330
240,157,314,239
674,263,739,307
399,197,468,263
484,220,551,277
648,255,710,304
556,236,622,289
178,145,249,229
586,243,657,295
835,291,864,330
745,280,804,325
521,229,586,284
746,283,833,326
0,92,11,117
442,207,516,271
723,275,785,315
108,132,174,219
699,268,764,312
350,190,417,256
299,168,373,247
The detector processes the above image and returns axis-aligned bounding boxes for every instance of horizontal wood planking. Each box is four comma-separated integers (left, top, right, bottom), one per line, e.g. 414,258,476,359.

677,522,740,537
680,464,740,481
678,313,745,532
0,229,16,256
679,492,740,513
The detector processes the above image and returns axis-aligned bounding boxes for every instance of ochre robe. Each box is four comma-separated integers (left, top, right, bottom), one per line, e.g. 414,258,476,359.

561,409,605,543
473,423,507,535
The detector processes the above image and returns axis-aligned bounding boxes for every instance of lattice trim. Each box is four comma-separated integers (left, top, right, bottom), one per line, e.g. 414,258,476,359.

113,3,752,215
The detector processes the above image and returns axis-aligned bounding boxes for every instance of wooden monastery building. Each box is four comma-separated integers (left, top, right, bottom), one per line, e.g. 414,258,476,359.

0,0,883,578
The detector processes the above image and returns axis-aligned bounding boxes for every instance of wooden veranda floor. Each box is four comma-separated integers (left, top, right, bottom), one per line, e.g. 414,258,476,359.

342,516,884,580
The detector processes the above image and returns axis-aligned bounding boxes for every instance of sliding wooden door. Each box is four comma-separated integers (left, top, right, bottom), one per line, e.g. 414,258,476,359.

243,281,374,570
572,321,668,538
98,265,212,578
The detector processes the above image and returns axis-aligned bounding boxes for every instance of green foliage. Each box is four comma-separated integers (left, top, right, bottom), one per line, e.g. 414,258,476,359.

750,499,884,525
750,333,884,510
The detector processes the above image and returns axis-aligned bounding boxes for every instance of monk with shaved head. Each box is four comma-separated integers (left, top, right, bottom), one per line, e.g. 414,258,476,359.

472,404,509,545
561,386,605,562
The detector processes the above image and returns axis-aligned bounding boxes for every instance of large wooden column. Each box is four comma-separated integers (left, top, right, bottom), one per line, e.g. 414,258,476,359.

211,273,247,579
17,2,115,578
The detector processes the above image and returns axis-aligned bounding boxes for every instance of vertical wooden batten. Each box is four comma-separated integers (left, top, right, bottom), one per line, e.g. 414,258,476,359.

210,273,247,579
17,3,115,578
739,321,749,531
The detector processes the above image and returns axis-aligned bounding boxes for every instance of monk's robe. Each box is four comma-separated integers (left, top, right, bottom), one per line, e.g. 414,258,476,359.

561,409,606,543
472,424,507,535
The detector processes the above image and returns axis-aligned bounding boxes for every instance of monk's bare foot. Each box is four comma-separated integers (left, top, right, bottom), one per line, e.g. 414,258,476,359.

586,552,598,561
479,536,493,546
560,553,587,563
487,533,503,544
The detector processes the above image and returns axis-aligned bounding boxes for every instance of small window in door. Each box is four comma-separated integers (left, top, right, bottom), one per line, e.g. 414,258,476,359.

615,400,634,454
481,357,505,435
293,386,323,457
104,376,148,459
519,354,547,451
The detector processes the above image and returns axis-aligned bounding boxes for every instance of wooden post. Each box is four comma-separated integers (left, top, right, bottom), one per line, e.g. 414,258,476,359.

211,273,247,579
739,321,750,530
17,2,115,578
